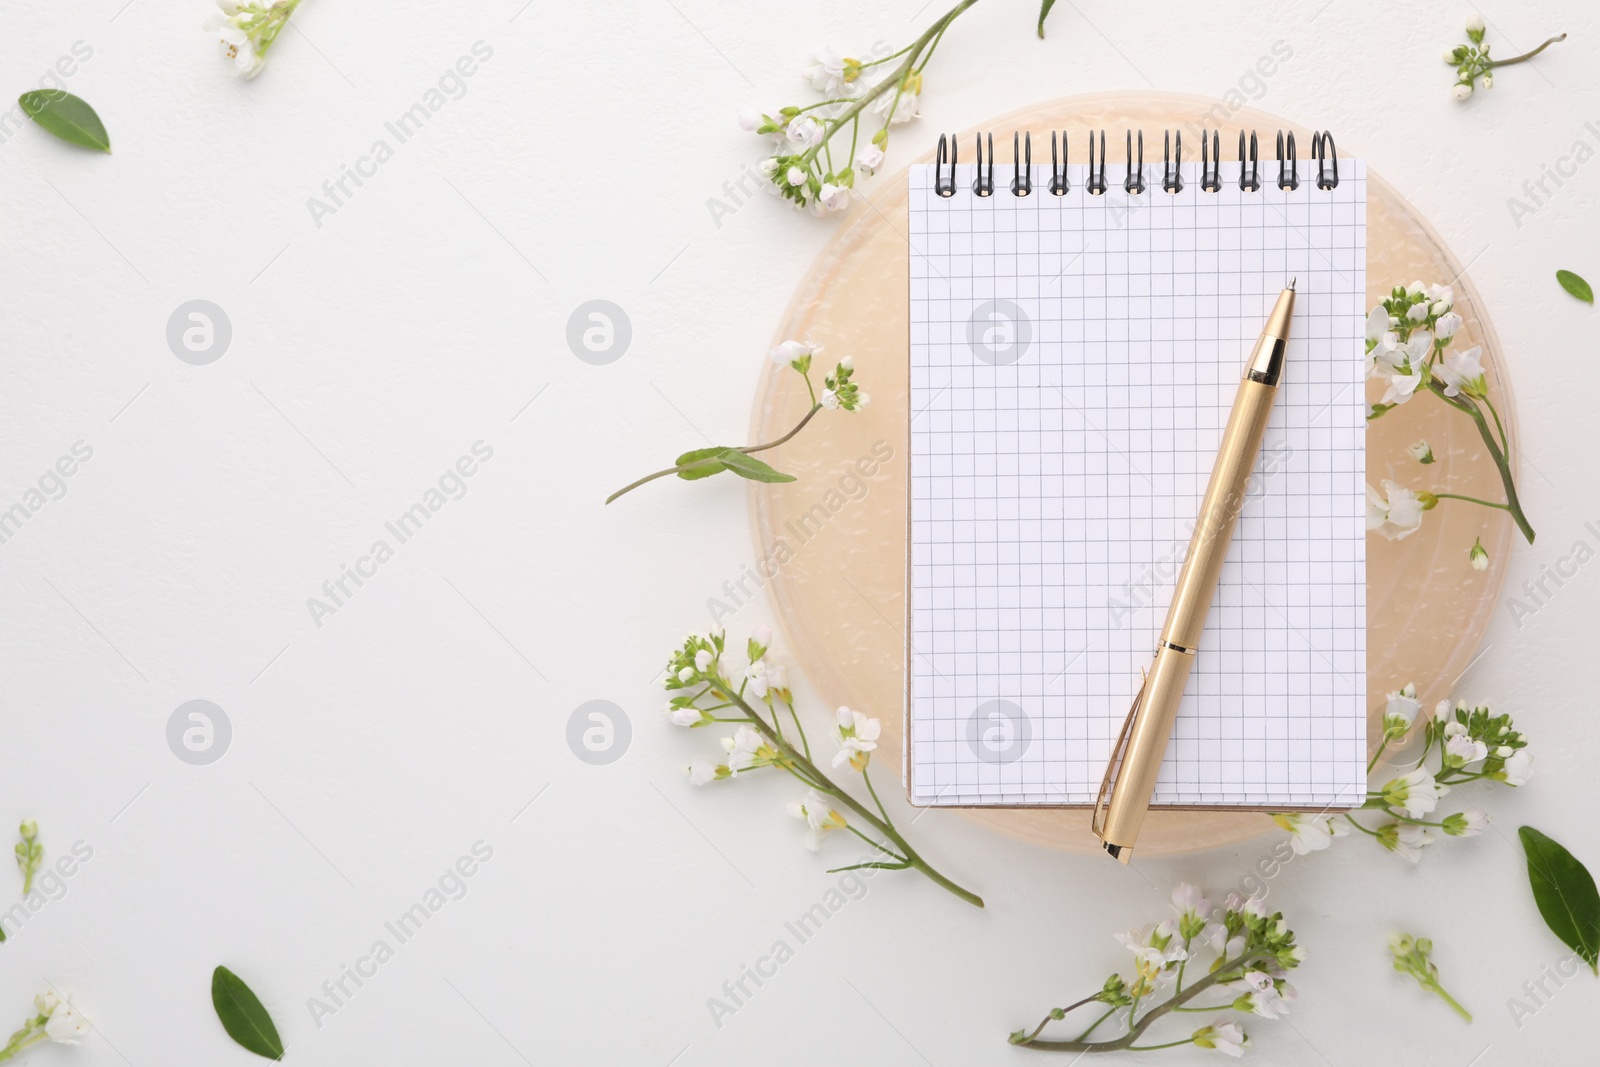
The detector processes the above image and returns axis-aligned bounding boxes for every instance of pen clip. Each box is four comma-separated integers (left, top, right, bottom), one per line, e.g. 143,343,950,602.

1092,669,1147,837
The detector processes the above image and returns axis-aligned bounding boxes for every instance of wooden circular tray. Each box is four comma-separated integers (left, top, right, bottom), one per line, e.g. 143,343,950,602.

748,92,1517,855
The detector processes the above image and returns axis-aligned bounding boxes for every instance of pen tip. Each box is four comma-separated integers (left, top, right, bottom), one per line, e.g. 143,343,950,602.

1288,276,1296,292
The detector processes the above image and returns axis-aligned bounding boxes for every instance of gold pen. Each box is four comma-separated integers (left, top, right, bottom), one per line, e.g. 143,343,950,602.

1093,279,1297,863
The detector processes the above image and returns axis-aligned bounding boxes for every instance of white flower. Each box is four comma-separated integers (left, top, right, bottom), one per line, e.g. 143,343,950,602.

785,116,825,149
752,624,772,648
1453,82,1473,101
758,157,779,178
813,181,852,214
765,661,788,690
676,666,694,683
786,165,807,187
1115,920,1188,969
1444,46,1461,63
803,48,850,94
1271,812,1341,855
737,106,761,132
746,659,769,699
1406,301,1430,323
820,387,841,409
787,788,846,851
1408,440,1435,464
1193,1018,1249,1057
1366,481,1427,541
1382,768,1442,818
855,142,885,177
1469,538,1489,571
1364,306,1390,345
687,759,718,785
721,725,765,773
666,702,703,727
1465,13,1485,33
1482,71,1494,89
1375,363,1423,406
1443,810,1487,837
1383,682,1422,736
694,648,713,672
1392,823,1437,862
1445,733,1488,765
1502,749,1534,786
1171,883,1211,922
1238,970,1292,1019
832,706,881,768
40,996,90,1044
872,73,922,125
1438,345,1486,398
769,339,814,365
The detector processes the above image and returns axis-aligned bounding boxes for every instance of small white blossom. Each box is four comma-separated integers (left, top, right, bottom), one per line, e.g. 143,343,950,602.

746,659,769,699
1481,70,1493,89
687,759,718,785
787,788,846,851
1453,82,1473,101
1392,823,1438,862
785,116,825,149
721,724,765,773
813,181,851,215
855,142,885,176
832,706,882,768
1435,311,1463,339
769,338,814,366
1383,682,1422,736
1469,538,1489,571
1382,768,1442,818
1272,812,1342,855
1115,920,1188,969
820,387,841,409
1465,13,1485,33
802,48,850,94
694,648,713,673
39,994,91,1044
1502,749,1534,786
1366,481,1427,541
1192,1018,1249,1057
1445,733,1488,766
1408,440,1435,465
1438,345,1487,398
666,702,704,727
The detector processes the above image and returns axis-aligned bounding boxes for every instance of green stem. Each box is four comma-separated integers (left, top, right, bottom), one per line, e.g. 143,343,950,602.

797,0,980,170
1343,814,1382,837
1432,492,1508,511
1075,1006,1117,1042
1012,950,1269,1052
1428,979,1474,1021
1367,735,1390,773
604,401,822,504
1485,33,1566,69
718,683,984,907
1019,995,1103,1045
1426,380,1535,543
1128,1039,1198,1052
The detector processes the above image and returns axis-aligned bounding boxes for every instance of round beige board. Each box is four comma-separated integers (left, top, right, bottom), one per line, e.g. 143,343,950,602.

746,92,1518,856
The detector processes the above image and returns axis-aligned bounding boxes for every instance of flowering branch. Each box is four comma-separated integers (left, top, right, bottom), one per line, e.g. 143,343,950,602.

607,341,866,504
13,822,41,896
1271,685,1531,863
664,629,983,907
741,0,982,216
1011,885,1303,1055
207,1,306,79
0,993,90,1060
1389,933,1472,1021
1364,280,1535,552
1445,13,1565,101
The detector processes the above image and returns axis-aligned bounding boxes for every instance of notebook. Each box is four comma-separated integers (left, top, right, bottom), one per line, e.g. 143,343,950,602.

905,129,1367,810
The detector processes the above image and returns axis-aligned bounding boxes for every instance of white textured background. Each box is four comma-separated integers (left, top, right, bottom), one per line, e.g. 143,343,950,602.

2,1,1596,1064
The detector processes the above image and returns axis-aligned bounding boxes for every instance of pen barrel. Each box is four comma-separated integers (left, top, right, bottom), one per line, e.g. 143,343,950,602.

1100,644,1196,847
1161,379,1279,650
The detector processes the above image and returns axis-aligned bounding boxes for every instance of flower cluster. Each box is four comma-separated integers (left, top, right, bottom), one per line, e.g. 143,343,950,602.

206,0,305,80
662,628,982,906
1445,14,1566,101
1364,279,1533,552
1011,884,1303,1056
739,2,977,217
0,992,90,1061
1272,686,1531,863
1389,933,1472,1021
769,339,870,411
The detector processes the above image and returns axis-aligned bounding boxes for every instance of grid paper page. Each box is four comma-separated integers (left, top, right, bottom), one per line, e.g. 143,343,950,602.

907,156,1367,809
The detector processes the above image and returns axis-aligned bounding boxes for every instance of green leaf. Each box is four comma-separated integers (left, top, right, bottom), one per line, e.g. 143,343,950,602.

673,447,728,482
18,91,110,153
1519,826,1600,974
1037,0,1058,37
716,450,796,484
1556,269,1593,304
211,966,285,1060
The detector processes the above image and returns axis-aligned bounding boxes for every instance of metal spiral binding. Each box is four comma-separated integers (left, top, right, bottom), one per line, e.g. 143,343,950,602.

1011,132,1032,197
1049,132,1069,195
1086,130,1108,195
1238,130,1260,192
1276,130,1298,191
928,128,1339,198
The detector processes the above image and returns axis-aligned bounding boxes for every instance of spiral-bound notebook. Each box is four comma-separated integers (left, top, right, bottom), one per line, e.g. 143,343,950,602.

906,130,1368,810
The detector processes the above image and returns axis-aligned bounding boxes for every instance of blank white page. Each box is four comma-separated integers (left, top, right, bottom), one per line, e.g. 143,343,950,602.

906,155,1367,809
